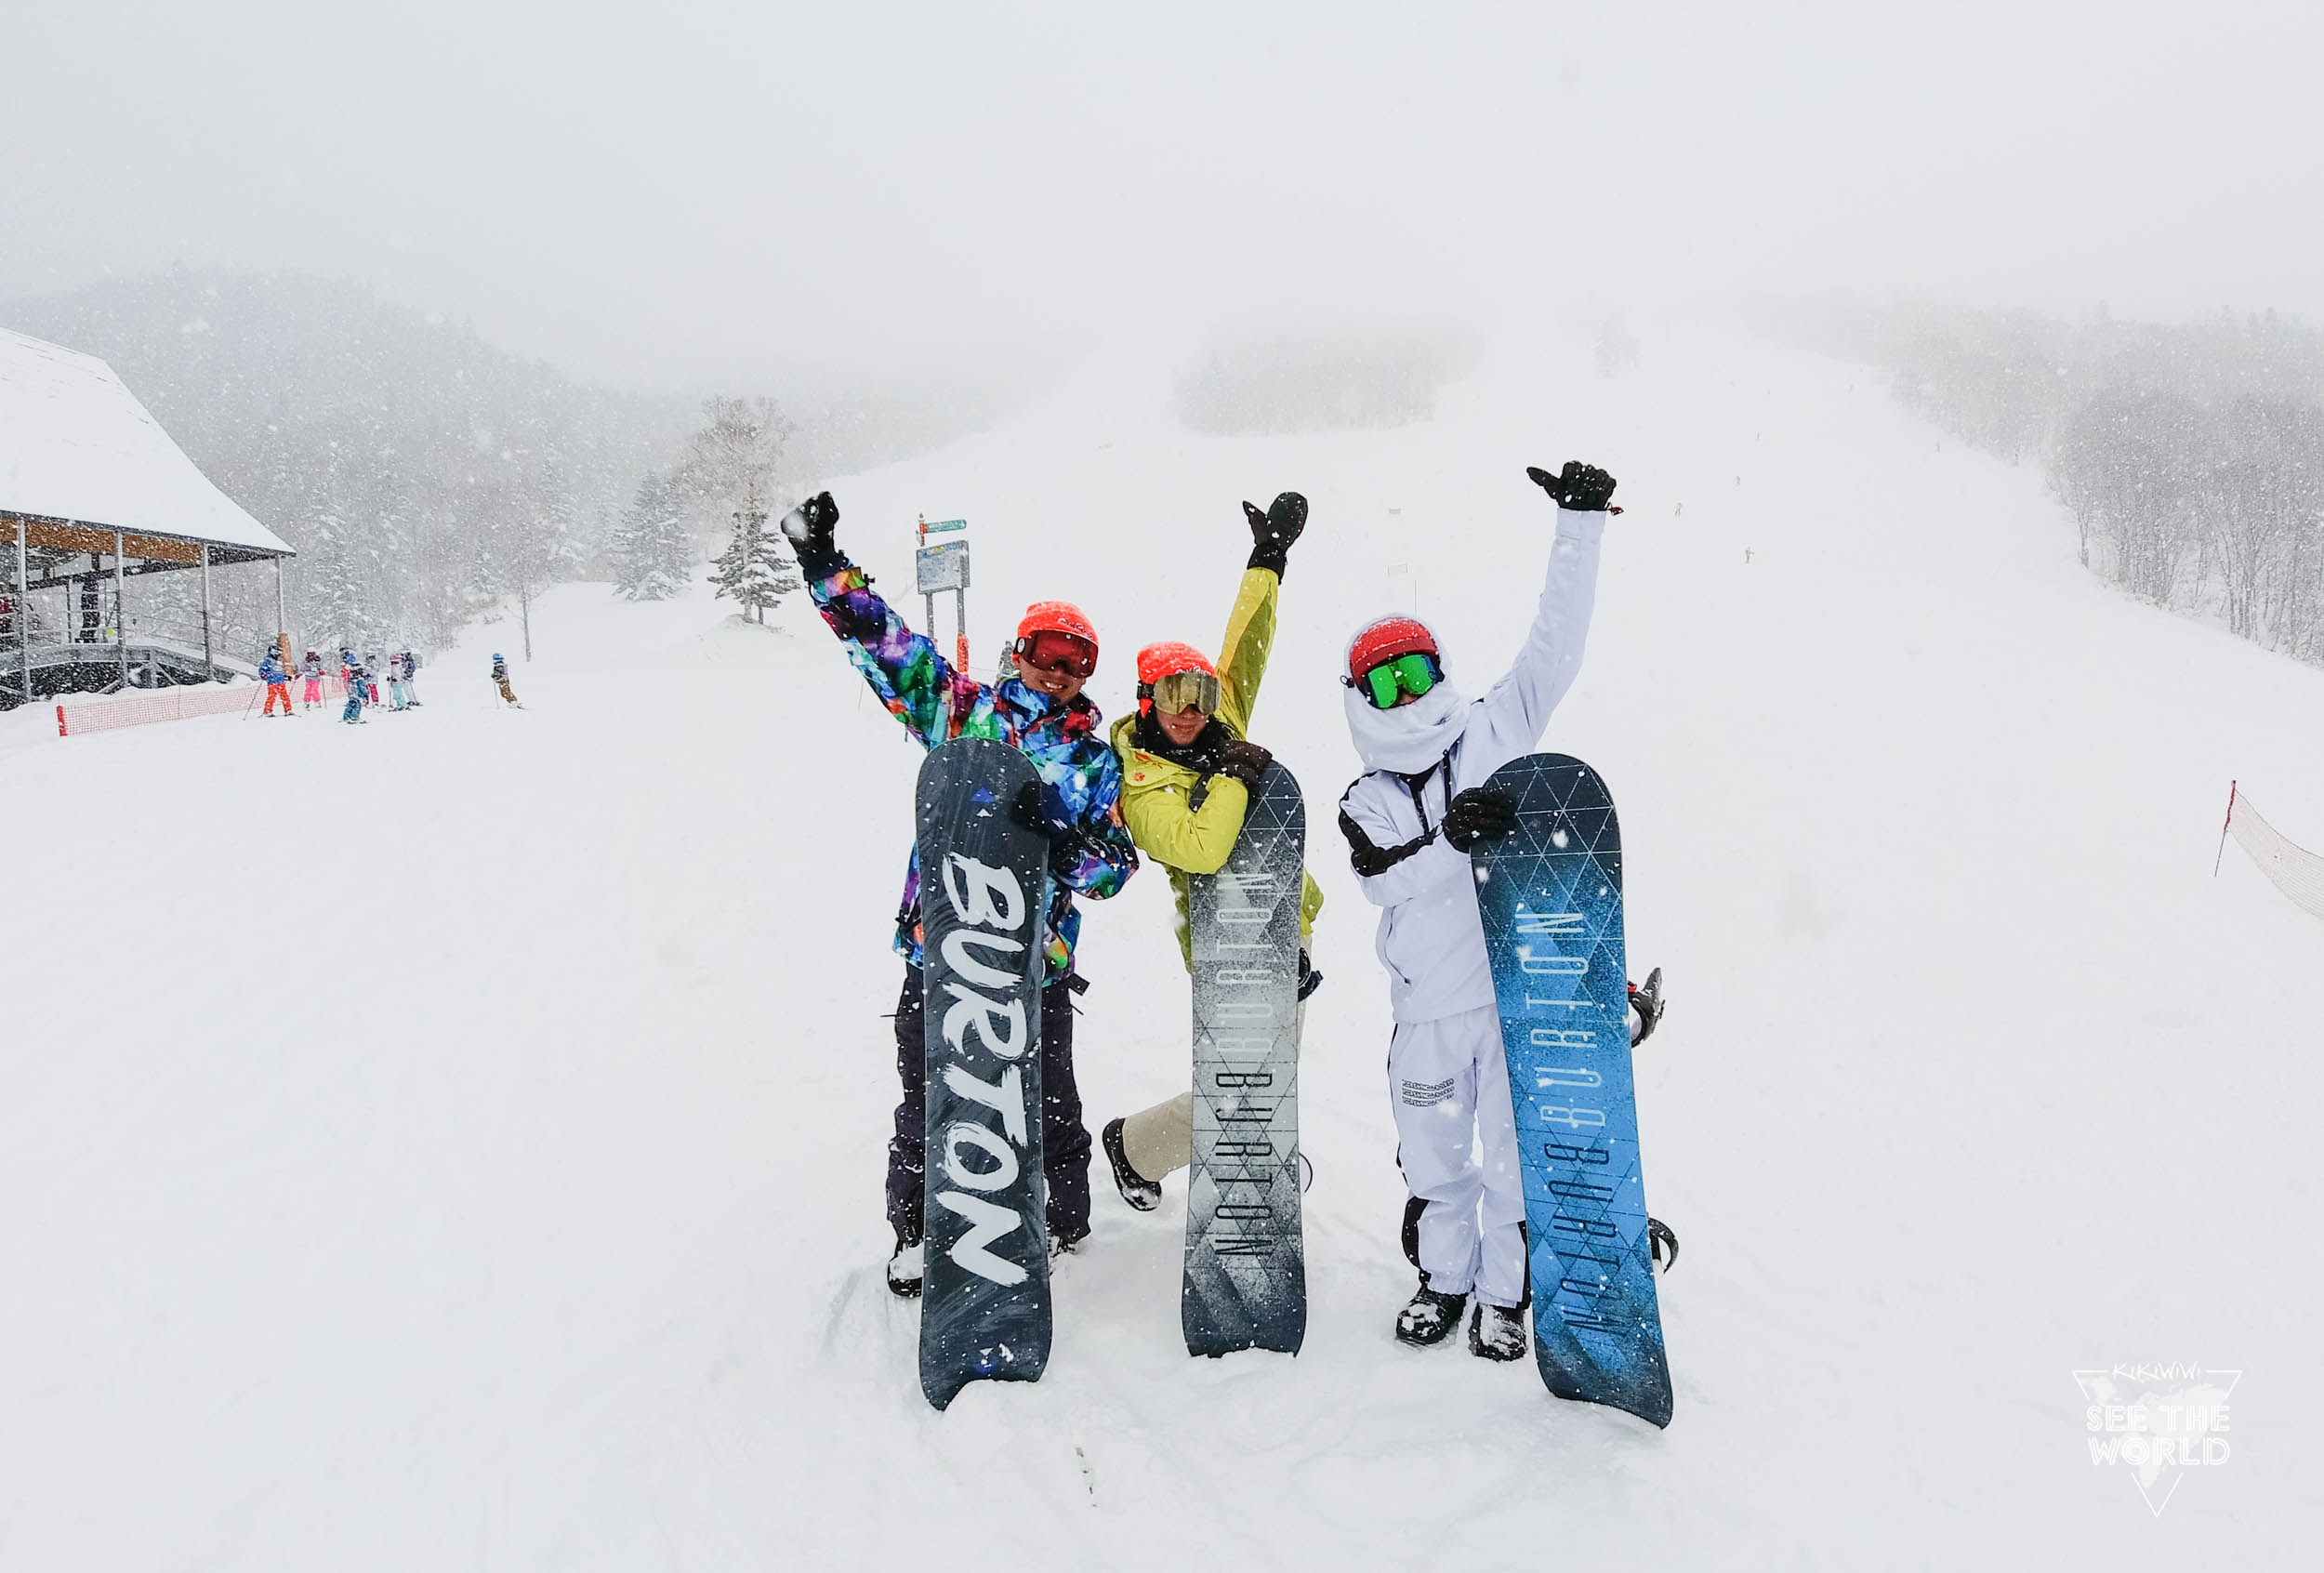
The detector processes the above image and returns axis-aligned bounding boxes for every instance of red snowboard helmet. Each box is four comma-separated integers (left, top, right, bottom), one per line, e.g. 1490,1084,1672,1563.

1344,615,1440,685
1012,600,1100,678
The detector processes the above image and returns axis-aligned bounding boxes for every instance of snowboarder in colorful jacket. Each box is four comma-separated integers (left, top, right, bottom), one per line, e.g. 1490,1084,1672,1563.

781,490,1140,1298
1097,492,1326,1211
1336,460,1615,1363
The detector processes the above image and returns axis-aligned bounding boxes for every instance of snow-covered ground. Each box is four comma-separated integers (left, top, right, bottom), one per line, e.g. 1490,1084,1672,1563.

4,326,2318,1569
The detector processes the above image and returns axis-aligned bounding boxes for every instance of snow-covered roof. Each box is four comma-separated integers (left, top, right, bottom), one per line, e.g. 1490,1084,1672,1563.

0,325,291,557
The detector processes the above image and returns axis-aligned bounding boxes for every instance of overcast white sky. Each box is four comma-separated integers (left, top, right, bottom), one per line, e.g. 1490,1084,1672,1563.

5,0,2319,390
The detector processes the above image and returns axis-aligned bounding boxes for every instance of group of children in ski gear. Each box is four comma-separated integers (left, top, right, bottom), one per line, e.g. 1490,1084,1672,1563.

787,465,1660,1362
336,647,423,724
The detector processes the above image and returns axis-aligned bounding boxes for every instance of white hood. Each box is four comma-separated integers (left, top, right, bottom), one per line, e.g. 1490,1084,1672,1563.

1342,672,1470,773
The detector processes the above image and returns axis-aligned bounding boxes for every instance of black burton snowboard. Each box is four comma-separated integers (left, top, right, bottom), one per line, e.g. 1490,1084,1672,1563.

1182,760,1307,1356
914,738,1056,1409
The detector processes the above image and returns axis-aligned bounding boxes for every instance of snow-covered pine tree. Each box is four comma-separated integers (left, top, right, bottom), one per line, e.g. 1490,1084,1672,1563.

613,472,694,601
710,509,802,624
675,396,798,622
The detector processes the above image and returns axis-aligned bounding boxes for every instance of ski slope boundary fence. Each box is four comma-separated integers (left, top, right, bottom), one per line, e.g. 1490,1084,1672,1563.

2218,781,2324,923
54,675,348,737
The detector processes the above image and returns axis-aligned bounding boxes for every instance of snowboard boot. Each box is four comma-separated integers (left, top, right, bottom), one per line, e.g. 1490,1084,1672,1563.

1049,1225,1089,1260
1101,1117,1161,1212
1393,1278,1470,1348
886,1229,924,1299
1649,1216,1679,1274
1470,1302,1527,1361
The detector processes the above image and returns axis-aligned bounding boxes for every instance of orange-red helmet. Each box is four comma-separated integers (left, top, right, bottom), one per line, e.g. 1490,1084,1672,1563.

1135,641,1215,686
1012,600,1100,678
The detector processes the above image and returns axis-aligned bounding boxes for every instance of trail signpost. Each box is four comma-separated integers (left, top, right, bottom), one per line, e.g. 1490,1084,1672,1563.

917,516,972,674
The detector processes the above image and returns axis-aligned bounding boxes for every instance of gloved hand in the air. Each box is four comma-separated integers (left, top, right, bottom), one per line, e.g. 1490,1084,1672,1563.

1218,738,1274,788
1525,461,1618,512
780,491,843,573
1444,787,1519,852
1242,491,1308,576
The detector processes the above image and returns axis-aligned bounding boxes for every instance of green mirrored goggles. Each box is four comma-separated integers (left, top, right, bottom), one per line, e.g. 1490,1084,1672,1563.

1362,652,1442,709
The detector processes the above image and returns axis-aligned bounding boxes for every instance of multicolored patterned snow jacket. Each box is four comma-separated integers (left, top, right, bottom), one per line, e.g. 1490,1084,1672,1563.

806,554,1139,977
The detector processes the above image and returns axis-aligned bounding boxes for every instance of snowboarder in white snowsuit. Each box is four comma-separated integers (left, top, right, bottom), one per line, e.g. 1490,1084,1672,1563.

1336,460,1616,1362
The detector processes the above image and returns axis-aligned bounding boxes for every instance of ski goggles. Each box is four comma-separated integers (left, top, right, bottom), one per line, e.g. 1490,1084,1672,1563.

1147,668,1222,716
1017,630,1098,679
1358,651,1442,709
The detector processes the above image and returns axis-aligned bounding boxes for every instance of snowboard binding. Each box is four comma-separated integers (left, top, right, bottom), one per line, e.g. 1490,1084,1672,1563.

1628,966,1666,1047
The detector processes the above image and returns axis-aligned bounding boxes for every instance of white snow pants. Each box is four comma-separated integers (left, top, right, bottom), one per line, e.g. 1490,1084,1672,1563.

1390,1003,1526,1309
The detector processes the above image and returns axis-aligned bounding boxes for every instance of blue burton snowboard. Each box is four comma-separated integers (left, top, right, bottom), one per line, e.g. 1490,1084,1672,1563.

914,738,1055,1409
1182,760,1307,1356
1470,753,1672,1427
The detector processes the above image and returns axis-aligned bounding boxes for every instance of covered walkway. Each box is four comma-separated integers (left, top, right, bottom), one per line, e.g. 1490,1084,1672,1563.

1,326,293,707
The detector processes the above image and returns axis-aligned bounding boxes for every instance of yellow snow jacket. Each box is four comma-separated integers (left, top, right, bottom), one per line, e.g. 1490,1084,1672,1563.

1108,564,1326,970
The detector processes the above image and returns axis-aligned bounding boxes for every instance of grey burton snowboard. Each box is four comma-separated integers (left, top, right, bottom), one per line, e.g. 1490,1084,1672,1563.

1182,760,1307,1356
914,737,1055,1408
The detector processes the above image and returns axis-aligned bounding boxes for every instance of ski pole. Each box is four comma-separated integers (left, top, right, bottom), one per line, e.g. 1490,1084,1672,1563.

2212,780,2238,877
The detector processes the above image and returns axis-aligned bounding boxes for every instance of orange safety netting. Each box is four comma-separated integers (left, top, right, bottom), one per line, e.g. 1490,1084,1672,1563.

2224,784,2324,923
55,674,346,736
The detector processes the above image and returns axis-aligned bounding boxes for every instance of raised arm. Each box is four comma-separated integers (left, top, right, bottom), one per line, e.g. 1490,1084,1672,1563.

783,492,985,749
1216,492,1305,733
1468,463,1614,761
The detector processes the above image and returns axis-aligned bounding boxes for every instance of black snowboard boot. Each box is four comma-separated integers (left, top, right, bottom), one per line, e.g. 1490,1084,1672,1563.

1470,1302,1527,1362
1049,1225,1089,1260
1649,1216,1679,1274
1101,1117,1162,1212
886,1228,924,1299
1393,1278,1470,1347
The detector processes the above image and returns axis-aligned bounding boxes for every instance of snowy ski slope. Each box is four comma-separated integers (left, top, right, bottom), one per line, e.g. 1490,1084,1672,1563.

3,324,2317,1569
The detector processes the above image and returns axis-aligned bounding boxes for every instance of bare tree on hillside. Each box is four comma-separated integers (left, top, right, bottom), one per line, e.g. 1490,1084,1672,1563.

675,396,802,621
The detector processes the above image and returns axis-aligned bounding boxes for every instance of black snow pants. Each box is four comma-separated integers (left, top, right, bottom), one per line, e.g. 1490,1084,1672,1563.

887,965,1091,1245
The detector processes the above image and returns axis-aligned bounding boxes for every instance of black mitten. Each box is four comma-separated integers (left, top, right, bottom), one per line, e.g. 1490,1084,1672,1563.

1525,462,1617,512
1444,788,1519,852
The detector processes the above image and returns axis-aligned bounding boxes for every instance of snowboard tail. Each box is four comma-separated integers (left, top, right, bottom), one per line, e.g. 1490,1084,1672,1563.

1182,761,1308,1356
913,738,1055,1409
1472,753,1672,1427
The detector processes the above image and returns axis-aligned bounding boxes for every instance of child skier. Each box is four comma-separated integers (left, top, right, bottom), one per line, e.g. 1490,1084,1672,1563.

1336,460,1618,1362
258,651,294,717
491,653,522,707
299,649,324,709
398,650,422,707
385,654,408,711
1098,493,1326,1209
778,490,1140,1297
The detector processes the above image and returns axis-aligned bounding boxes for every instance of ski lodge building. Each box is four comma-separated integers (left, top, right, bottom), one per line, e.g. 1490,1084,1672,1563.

1,325,294,709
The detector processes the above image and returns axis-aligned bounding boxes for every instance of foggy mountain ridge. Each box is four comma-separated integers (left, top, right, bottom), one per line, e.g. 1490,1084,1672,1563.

3,269,1075,652
1770,294,2324,668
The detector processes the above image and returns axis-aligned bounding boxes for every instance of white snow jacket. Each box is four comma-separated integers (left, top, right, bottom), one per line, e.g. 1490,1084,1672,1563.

1338,509,1605,1024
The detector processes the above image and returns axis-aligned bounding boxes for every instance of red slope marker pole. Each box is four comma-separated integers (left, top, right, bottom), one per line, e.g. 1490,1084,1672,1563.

2213,780,2238,878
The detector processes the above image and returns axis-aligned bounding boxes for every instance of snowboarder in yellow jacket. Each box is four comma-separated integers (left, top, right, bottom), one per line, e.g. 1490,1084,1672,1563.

1099,492,1327,1209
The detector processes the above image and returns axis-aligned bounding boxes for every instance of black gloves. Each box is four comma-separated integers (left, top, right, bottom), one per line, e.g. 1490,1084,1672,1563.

780,491,842,574
1242,491,1308,577
1444,788,1519,853
1218,738,1274,788
1526,462,1618,512
1010,780,1052,839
